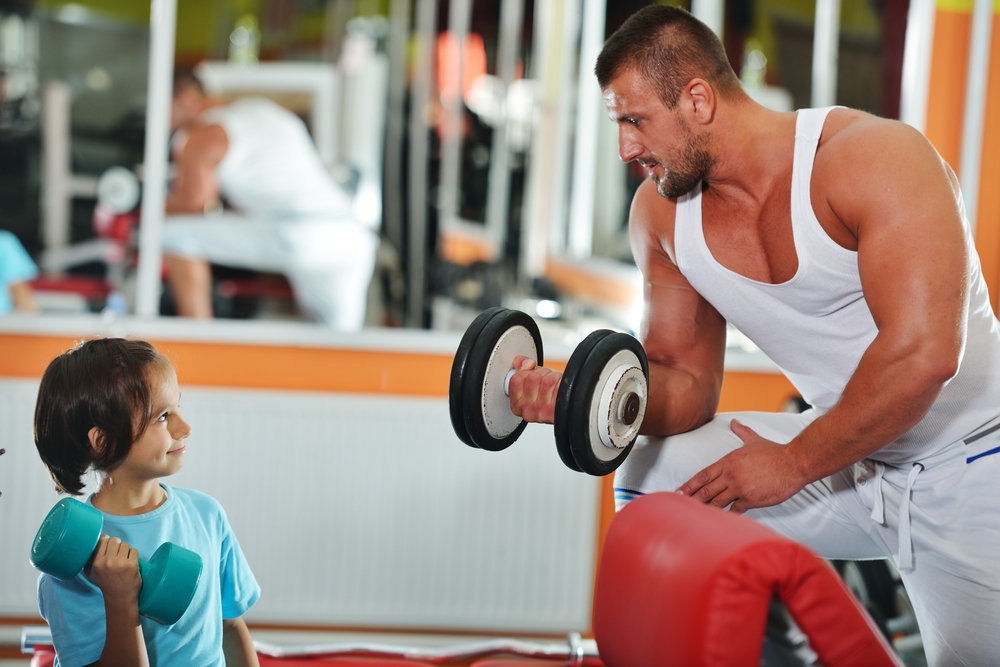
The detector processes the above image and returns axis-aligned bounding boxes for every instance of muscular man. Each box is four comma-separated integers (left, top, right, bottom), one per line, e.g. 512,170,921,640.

165,70,377,330
508,6,1000,665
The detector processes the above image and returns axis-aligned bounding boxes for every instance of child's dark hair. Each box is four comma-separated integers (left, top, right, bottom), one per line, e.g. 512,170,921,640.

34,338,170,495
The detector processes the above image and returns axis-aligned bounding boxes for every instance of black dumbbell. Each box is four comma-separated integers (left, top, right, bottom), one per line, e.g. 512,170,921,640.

449,307,649,476
30,498,204,625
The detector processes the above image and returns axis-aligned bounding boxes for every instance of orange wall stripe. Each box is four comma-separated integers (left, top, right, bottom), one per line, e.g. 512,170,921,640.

719,371,799,412
155,340,456,396
0,333,575,397
974,13,1000,313
924,9,972,170
0,334,82,379
0,333,455,397
544,258,639,310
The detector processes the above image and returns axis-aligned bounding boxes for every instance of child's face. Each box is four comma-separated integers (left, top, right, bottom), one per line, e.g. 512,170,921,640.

115,363,191,484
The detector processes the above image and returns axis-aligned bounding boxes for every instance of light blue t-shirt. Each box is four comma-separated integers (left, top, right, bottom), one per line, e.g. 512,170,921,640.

37,484,260,667
0,229,37,313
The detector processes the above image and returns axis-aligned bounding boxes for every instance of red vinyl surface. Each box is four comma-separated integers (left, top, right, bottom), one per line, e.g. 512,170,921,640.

593,492,904,667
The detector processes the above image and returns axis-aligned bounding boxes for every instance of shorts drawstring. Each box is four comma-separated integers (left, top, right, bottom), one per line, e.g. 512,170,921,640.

868,461,886,524
896,463,924,571
865,460,923,572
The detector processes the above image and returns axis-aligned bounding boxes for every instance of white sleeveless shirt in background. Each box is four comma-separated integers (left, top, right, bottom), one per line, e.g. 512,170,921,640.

200,97,353,219
673,106,1000,463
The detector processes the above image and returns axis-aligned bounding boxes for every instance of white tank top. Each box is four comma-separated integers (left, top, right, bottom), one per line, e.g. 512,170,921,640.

673,106,1000,463
199,97,353,218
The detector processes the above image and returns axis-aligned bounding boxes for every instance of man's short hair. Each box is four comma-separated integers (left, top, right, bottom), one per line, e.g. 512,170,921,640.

173,66,206,98
595,4,742,108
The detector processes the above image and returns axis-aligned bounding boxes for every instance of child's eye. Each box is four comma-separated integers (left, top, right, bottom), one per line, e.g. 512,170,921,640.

157,413,168,422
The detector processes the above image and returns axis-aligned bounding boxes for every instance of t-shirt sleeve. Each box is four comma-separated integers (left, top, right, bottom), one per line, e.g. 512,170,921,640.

217,511,261,619
37,574,106,667
0,230,38,287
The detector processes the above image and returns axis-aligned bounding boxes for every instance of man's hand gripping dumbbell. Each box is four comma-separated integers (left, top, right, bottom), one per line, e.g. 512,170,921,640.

449,307,649,476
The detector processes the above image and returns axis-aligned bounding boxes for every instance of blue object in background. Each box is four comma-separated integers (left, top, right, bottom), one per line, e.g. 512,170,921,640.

0,229,38,314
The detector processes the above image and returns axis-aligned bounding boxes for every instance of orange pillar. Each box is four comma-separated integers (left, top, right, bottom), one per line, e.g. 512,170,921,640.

923,0,1000,313
973,7,1000,313
924,0,973,170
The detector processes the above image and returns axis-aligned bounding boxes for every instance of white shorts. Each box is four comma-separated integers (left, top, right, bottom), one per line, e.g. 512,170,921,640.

614,410,1000,667
163,213,378,331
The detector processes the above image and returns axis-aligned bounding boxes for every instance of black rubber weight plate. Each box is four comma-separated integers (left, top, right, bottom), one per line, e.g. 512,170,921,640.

554,329,613,473
565,332,648,477
461,308,543,452
449,307,506,448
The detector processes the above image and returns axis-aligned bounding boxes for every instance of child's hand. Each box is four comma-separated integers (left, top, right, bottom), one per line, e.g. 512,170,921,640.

87,534,142,609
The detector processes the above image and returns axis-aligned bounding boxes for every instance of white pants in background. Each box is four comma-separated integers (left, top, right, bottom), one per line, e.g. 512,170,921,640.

614,410,1000,667
163,213,378,331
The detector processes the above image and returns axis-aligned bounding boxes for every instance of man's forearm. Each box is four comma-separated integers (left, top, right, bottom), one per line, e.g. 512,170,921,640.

640,361,722,437
784,332,953,482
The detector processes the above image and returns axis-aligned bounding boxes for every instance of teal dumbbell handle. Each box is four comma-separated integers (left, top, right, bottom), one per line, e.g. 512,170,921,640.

30,498,203,625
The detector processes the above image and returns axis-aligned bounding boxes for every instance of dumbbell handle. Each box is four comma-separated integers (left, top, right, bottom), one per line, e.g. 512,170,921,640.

503,368,517,396
504,364,640,426
620,392,641,426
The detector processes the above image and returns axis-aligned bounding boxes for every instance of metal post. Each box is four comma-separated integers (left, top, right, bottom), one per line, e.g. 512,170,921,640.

437,0,473,230
483,0,526,258
690,0,724,37
900,0,936,132
519,0,560,279
547,0,581,258
811,0,841,108
41,81,72,253
959,0,993,234
134,0,177,317
382,0,411,256
406,0,438,327
567,0,606,259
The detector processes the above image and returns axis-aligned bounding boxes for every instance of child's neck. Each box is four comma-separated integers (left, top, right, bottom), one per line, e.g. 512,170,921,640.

91,477,167,516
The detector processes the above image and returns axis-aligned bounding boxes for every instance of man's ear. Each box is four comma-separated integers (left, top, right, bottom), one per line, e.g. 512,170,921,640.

683,78,716,126
88,427,106,455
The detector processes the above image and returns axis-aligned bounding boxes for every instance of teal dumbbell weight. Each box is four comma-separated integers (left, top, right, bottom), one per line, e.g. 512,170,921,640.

30,498,203,625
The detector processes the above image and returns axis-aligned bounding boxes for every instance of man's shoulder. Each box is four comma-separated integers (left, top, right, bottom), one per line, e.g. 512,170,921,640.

630,178,681,269
631,179,677,229
814,109,935,192
818,109,925,161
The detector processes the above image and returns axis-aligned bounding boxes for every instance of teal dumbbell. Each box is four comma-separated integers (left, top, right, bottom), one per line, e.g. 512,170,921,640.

30,498,203,625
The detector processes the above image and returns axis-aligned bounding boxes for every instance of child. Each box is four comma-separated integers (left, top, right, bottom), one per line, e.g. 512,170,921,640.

34,338,260,666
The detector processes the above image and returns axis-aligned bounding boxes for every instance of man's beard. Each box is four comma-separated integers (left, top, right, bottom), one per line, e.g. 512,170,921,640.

647,134,714,200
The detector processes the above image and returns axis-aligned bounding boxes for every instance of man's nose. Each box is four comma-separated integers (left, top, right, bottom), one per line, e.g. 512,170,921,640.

618,128,642,163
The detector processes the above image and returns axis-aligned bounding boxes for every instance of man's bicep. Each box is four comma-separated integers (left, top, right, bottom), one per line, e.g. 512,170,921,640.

641,260,727,383
629,179,725,385
168,126,226,213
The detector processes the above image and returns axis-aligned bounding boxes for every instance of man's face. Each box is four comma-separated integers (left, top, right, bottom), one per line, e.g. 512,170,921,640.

170,95,185,133
170,86,202,132
603,68,714,199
